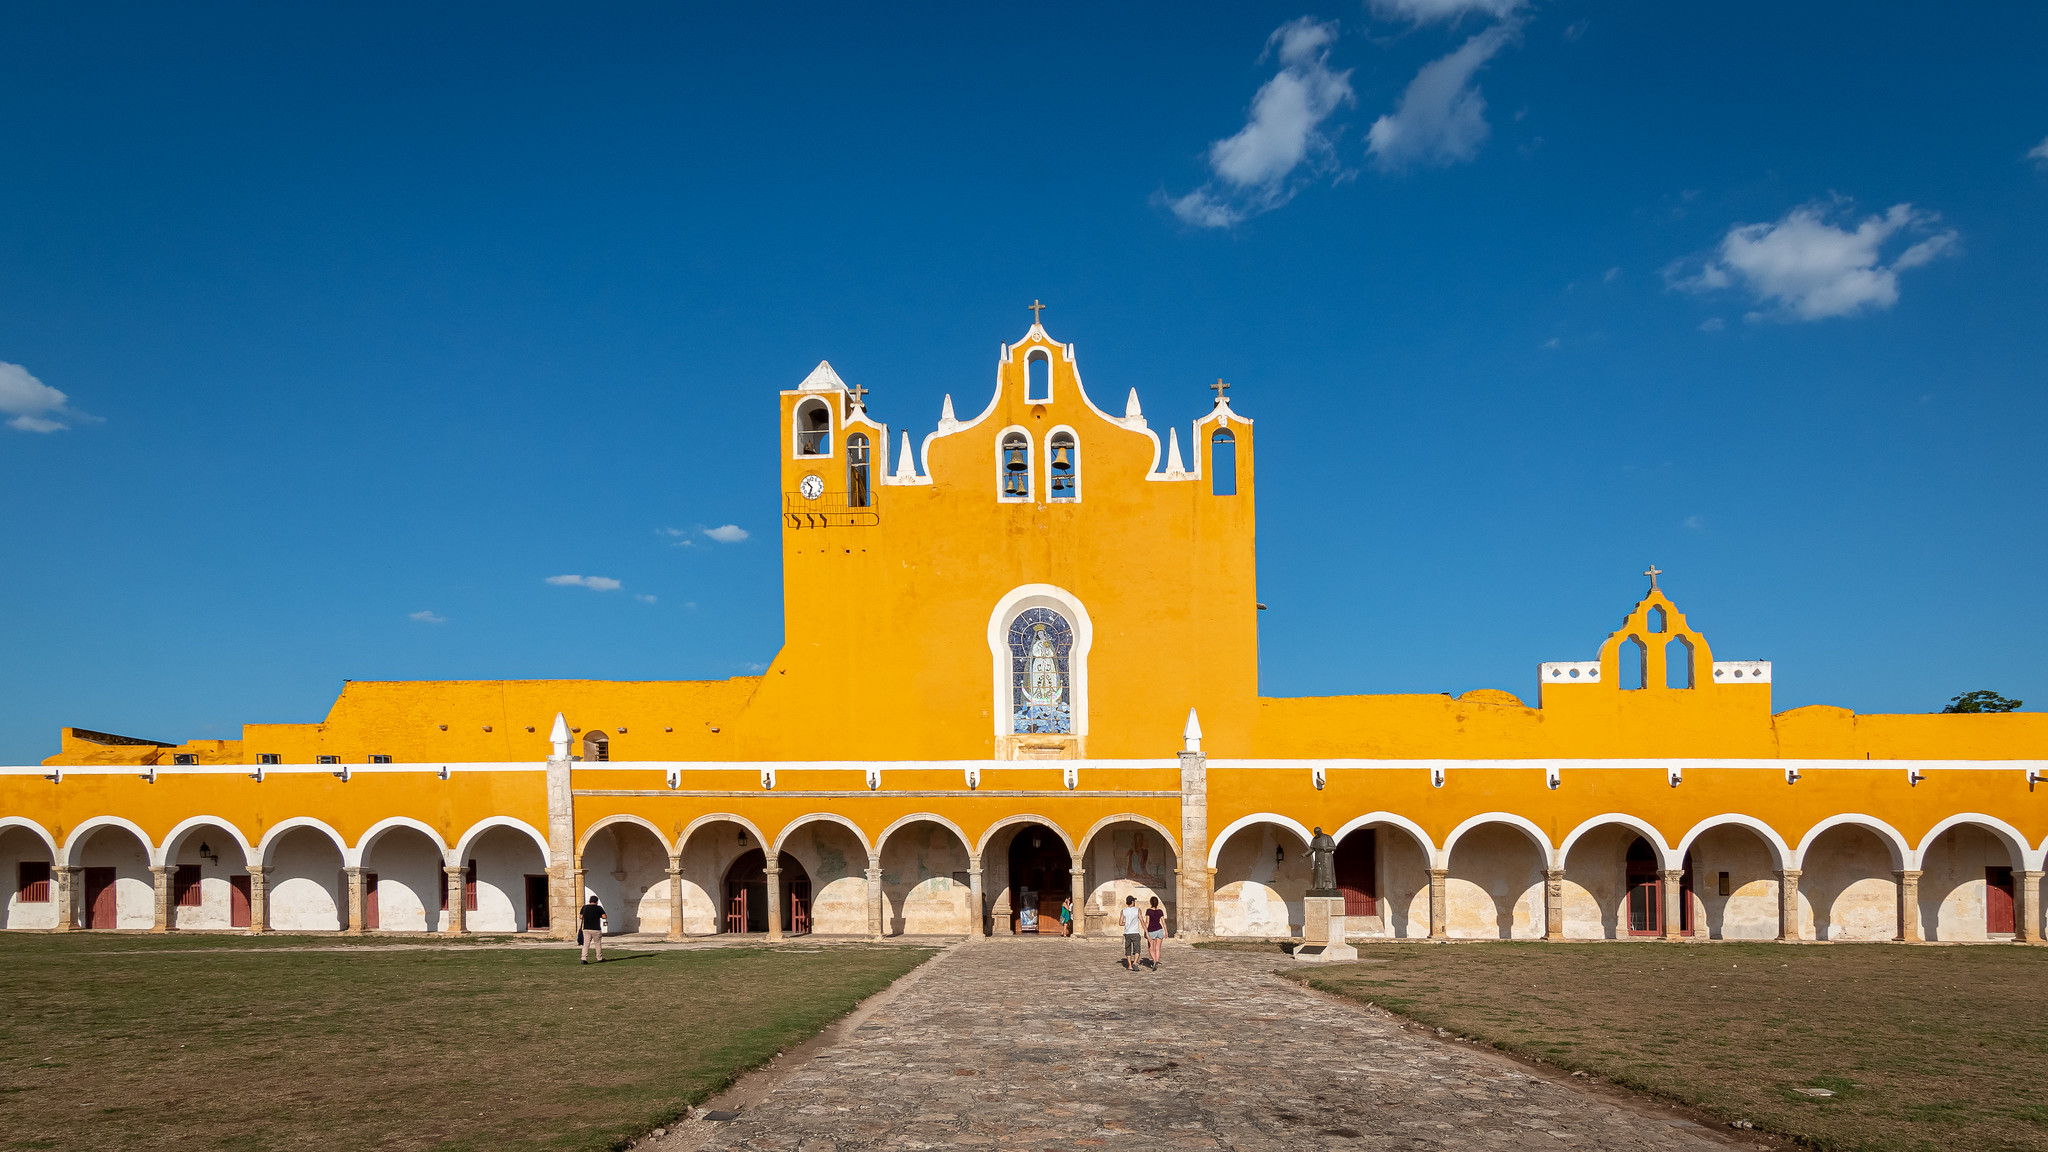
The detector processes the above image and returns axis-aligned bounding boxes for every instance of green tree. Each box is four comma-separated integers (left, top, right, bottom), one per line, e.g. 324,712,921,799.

1941,690,2022,713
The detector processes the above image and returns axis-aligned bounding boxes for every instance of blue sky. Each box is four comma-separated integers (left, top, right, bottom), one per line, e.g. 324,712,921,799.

2,2,2044,761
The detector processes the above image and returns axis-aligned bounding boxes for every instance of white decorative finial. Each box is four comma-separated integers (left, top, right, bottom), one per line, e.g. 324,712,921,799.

798,360,845,392
549,713,570,760
894,431,916,479
1164,427,1186,475
1183,707,1203,753
1124,388,1143,419
940,394,956,424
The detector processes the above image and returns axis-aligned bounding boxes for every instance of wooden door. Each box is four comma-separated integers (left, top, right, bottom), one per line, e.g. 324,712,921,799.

1626,861,1661,935
174,864,203,908
1335,830,1377,916
83,867,117,929
1986,867,2016,934
364,873,380,930
229,875,252,927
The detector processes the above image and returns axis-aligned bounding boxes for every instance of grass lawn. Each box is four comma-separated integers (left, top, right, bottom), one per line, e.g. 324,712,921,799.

0,934,936,1152
1218,940,2048,1152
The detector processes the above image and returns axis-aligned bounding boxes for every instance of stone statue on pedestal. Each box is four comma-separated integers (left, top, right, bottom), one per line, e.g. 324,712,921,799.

1305,826,1339,896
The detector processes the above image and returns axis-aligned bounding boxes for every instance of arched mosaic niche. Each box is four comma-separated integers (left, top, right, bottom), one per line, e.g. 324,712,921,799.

1009,607,1074,735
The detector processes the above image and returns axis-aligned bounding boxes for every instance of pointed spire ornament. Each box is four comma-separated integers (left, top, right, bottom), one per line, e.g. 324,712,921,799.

1164,427,1186,475
549,713,570,760
940,393,956,425
895,431,917,479
1183,707,1203,753
1125,388,1143,419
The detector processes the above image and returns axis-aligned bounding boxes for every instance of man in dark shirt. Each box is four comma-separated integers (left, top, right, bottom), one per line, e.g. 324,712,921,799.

579,896,607,963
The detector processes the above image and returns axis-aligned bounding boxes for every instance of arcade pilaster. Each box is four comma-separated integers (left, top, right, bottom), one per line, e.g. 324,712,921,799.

246,865,272,934
1658,869,1684,940
1068,867,1086,937
1426,868,1448,939
1776,869,1802,942
150,865,175,932
665,861,685,941
343,866,367,935
51,866,76,932
1176,750,1210,938
443,865,465,935
1894,870,1923,942
765,863,783,941
1542,868,1565,941
2021,871,2044,945
866,855,884,941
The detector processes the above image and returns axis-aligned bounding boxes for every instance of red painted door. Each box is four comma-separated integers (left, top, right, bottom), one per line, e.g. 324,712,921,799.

1626,861,1661,935
1987,867,2016,934
83,867,117,929
364,873,379,930
1336,830,1377,916
229,875,252,927
174,864,203,908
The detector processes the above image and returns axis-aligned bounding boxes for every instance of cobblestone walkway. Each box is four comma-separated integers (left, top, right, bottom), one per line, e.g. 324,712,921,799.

696,939,1739,1151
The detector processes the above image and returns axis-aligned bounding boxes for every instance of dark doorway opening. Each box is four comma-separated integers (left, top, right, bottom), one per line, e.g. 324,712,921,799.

1625,839,1695,936
723,849,811,934
1007,825,1073,934
524,875,550,931
1335,829,1377,916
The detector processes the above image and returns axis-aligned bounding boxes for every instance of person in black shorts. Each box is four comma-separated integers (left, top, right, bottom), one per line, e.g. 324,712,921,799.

579,895,607,963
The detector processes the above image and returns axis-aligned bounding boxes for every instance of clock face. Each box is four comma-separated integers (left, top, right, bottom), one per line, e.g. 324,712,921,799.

799,473,824,500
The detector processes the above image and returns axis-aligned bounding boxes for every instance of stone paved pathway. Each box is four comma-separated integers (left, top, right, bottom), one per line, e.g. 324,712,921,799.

693,939,1743,1152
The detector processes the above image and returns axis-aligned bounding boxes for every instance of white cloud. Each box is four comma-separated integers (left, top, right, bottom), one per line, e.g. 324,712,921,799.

0,361,98,434
1369,0,1522,21
634,593,657,604
1603,266,1621,283
1672,201,1958,321
1367,21,1519,172
2028,134,2048,168
1168,18,1354,228
1698,316,1725,332
702,524,749,543
1682,515,1705,532
409,610,446,624
545,574,623,591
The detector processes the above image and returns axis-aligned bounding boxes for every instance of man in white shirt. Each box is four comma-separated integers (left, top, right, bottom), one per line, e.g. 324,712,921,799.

1120,894,1144,972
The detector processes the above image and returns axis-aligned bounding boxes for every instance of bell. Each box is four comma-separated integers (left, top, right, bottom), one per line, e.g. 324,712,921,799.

1005,446,1027,472
1051,444,1071,470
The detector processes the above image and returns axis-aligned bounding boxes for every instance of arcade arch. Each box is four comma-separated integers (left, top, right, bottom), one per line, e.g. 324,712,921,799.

66,822,154,930
677,816,767,936
875,817,973,936
0,819,58,930
1915,815,2031,941
1441,817,1550,940
159,818,254,931
579,819,673,936
768,814,869,935
1077,817,1176,937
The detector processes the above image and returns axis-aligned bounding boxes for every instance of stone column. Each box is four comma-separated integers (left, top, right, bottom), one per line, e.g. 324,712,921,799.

968,860,986,938
1776,868,1802,942
51,866,77,932
866,855,884,941
1427,868,1449,939
1659,869,1685,940
572,868,587,936
444,865,466,935
1894,869,1923,942
1543,868,1566,941
545,753,578,940
2020,871,2044,945
150,865,175,933
247,865,272,934
1069,867,1087,937
665,861,685,941
1177,750,1211,938
764,861,784,942
343,866,367,935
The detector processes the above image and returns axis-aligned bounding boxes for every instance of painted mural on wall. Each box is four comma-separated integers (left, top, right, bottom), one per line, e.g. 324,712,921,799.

1009,608,1072,734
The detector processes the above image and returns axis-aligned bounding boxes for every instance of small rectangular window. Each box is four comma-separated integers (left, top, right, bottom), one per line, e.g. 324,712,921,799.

1717,871,1731,897
258,753,281,765
175,864,203,907
369,754,392,764
172,753,198,765
18,862,51,903
317,755,340,764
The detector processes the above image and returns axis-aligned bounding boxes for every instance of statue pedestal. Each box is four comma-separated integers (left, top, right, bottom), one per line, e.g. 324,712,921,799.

1294,894,1357,962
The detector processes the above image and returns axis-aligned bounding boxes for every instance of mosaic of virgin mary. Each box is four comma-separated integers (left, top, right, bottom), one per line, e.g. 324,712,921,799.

1009,607,1072,734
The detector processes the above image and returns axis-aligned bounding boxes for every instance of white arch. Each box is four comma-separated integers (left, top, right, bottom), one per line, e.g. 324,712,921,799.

452,816,551,866
256,817,350,866
1330,812,1439,861
1557,813,1676,870
1442,812,1557,871
770,812,873,857
1792,814,1911,871
61,816,156,866
153,816,256,868
873,812,975,859
353,816,454,868
576,814,674,860
1205,812,1306,869
0,816,59,860
677,812,772,857
1673,814,1791,870
974,814,1079,859
987,582,1094,739
1914,813,2033,871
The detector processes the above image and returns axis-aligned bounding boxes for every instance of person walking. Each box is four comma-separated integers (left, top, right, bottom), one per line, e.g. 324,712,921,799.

1145,895,1166,969
579,895,607,963
1120,894,1143,971
1060,895,1075,937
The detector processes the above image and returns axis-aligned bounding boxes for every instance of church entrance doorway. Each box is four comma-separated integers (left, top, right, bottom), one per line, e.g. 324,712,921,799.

1007,824,1072,934
722,849,811,934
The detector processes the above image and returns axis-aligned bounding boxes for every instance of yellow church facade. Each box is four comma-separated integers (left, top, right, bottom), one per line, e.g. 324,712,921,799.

4,320,2044,946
